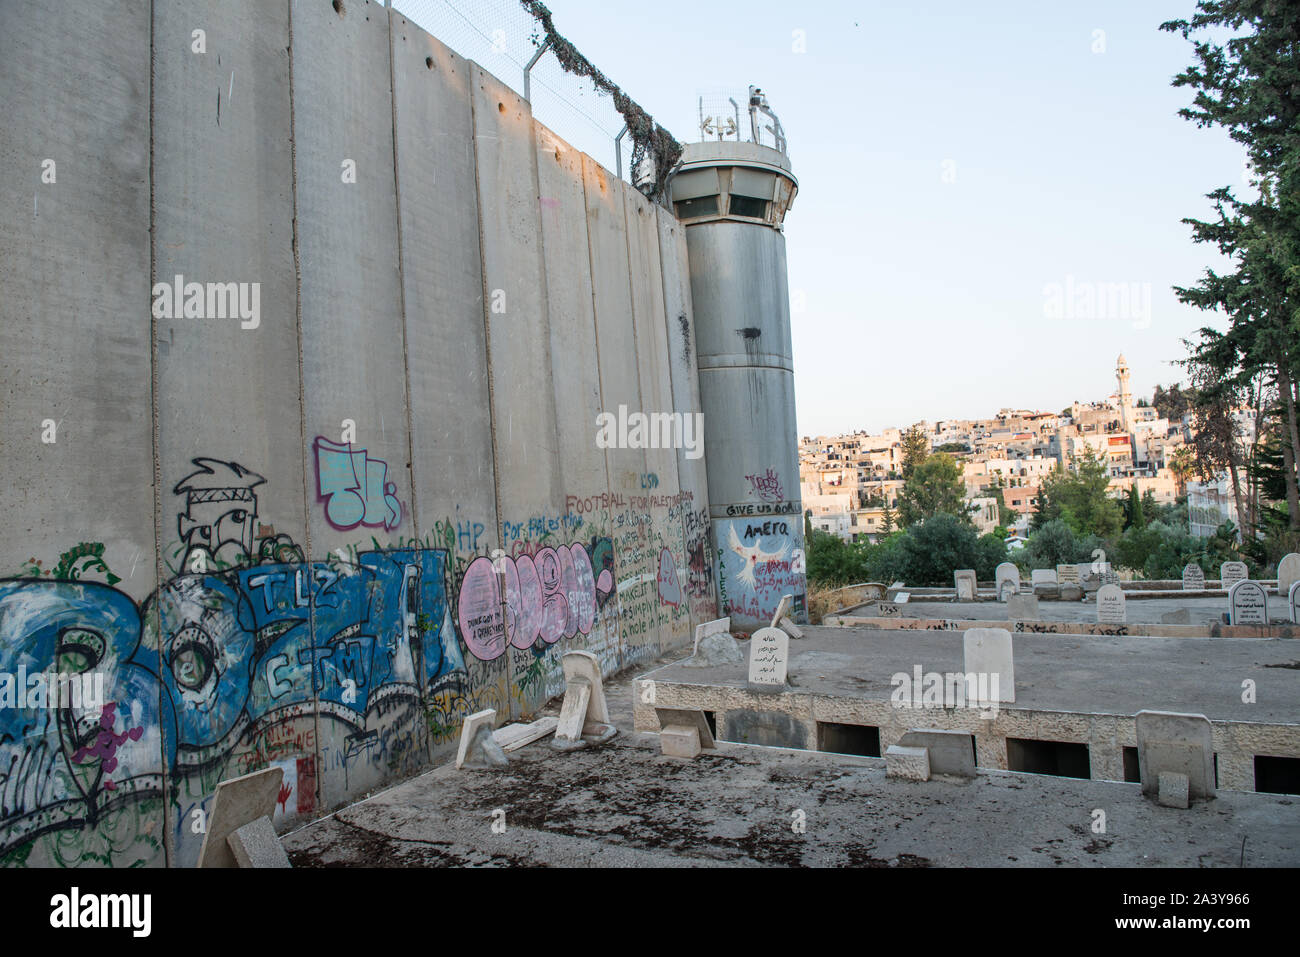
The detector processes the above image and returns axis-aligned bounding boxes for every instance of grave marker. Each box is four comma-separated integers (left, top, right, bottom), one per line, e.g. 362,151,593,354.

995,562,1020,601
456,709,506,769
1289,581,1299,624
1056,564,1080,584
197,767,284,869
1182,562,1205,591
1277,553,1300,597
747,626,789,691
962,628,1014,704
1006,593,1039,620
1096,583,1126,624
693,616,731,656
1227,579,1268,626
1220,561,1248,589
552,651,617,751
898,728,978,777
1135,710,1215,802
954,569,977,601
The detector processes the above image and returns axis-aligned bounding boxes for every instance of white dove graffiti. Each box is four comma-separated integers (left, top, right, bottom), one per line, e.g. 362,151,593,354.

728,525,790,588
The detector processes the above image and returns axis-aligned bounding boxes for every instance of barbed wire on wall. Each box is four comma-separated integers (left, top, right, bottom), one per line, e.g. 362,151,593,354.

391,0,683,201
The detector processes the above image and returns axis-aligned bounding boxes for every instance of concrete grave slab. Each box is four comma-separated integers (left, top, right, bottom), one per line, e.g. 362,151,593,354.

770,594,793,628
227,816,291,868
1161,608,1192,625
779,616,804,638
1096,583,1126,624
493,716,559,752
1228,579,1268,625
1031,569,1058,587
456,709,499,769
962,628,1014,704
684,631,745,668
885,745,930,781
198,767,283,868
1006,593,1039,620
655,708,716,750
660,724,701,759
553,651,618,751
693,616,731,655
898,729,977,778
1136,710,1215,802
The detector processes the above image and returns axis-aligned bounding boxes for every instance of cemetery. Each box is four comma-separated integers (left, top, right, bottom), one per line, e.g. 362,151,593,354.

285,600,1300,866
277,558,1300,867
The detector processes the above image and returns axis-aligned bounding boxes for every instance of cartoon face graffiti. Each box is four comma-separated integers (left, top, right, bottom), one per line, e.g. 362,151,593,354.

174,458,266,569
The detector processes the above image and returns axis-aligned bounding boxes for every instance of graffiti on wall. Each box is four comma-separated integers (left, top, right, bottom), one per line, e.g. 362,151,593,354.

744,467,784,504
716,517,805,626
455,539,614,661
313,437,403,532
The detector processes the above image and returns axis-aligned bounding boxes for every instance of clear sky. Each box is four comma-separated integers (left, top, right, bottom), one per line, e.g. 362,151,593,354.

534,0,1242,436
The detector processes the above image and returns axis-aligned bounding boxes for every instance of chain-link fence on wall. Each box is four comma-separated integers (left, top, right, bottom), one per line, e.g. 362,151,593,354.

392,0,682,198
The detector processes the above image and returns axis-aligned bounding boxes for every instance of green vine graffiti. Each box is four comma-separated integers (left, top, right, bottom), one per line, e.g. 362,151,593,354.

19,541,121,586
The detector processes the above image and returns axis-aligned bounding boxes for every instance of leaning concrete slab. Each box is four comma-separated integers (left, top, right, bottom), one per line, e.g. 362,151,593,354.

898,729,977,778
1136,710,1216,802
198,767,284,868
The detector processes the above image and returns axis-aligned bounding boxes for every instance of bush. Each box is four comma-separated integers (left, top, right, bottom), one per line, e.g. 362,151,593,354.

1024,519,1083,569
805,529,865,586
896,513,1006,585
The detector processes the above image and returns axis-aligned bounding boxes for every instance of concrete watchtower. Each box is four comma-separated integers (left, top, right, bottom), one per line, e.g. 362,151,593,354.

667,87,805,629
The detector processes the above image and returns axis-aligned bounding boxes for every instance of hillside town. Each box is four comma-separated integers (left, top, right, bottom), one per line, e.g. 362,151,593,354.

800,355,1252,545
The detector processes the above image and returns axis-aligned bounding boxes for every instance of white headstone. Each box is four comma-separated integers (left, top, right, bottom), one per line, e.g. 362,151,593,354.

954,569,977,601
1220,561,1248,589
693,617,731,655
962,627,1015,704
1290,581,1299,624
747,626,789,688
995,562,1020,600
1096,583,1126,624
552,651,616,750
1227,579,1268,626
1182,562,1205,591
1056,563,1080,584
1031,569,1058,587
1277,553,1300,597
1135,710,1215,801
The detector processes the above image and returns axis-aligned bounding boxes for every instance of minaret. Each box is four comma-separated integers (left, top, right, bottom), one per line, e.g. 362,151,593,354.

1116,354,1132,431
668,87,804,629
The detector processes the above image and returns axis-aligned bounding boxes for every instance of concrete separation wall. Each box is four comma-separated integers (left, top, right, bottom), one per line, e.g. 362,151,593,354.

0,3,715,867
